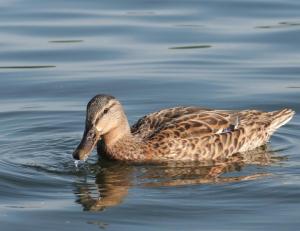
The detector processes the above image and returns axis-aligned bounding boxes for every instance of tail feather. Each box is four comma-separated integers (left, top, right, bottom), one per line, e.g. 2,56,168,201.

268,108,295,134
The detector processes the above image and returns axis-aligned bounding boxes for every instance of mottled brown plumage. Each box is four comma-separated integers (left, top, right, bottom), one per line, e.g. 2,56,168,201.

73,94,295,162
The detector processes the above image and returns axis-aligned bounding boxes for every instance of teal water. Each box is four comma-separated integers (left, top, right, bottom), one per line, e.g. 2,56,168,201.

0,0,300,230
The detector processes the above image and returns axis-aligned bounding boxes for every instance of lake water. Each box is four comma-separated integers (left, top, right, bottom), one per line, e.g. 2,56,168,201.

0,0,300,230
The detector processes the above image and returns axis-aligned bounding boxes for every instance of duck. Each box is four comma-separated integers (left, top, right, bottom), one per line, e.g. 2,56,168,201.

73,94,295,162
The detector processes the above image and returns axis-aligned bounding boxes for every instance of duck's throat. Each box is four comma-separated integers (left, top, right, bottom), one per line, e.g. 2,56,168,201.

102,119,131,148
101,125,145,161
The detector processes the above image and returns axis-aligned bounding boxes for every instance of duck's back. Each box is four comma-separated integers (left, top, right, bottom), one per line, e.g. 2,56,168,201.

131,107,294,161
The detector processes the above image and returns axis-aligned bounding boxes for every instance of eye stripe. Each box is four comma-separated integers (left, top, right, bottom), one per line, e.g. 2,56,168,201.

96,102,118,122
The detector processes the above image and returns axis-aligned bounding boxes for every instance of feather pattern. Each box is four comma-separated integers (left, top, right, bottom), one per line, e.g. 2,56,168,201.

128,107,294,161
76,95,294,162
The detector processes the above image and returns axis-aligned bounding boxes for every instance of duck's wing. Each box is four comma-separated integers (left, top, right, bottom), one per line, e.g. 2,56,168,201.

145,109,294,161
131,107,209,138
131,107,214,138
131,106,238,139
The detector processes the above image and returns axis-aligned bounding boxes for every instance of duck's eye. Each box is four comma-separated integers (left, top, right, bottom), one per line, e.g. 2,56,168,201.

103,108,109,114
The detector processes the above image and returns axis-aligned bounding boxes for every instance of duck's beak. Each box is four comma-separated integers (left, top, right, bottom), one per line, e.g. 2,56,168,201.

73,126,100,160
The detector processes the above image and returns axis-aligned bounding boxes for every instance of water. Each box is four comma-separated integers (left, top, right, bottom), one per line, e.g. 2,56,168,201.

0,0,300,230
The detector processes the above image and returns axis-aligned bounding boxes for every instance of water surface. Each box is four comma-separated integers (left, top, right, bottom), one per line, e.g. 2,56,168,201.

0,0,300,230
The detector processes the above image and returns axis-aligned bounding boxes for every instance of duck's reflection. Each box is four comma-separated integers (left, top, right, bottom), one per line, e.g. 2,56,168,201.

74,146,279,212
74,162,132,211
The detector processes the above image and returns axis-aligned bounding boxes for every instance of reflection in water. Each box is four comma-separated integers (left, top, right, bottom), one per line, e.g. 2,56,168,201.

0,65,56,69
169,45,212,49
75,162,132,211
74,146,279,212
256,21,300,29
49,40,84,43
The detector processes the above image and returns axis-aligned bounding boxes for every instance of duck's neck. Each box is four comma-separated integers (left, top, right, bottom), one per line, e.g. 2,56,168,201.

102,116,131,148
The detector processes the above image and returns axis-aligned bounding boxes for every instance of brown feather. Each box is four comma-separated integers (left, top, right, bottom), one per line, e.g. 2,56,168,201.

128,107,294,161
79,96,295,162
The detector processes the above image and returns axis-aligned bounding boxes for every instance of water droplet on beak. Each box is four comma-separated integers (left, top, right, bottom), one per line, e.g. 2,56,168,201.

74,160,80,168
74,156,88,169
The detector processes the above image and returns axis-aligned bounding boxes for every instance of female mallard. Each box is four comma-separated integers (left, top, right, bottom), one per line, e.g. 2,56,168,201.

73,94,294,162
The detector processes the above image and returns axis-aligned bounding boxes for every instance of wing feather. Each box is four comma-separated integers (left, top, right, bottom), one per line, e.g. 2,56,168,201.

131,107,240,140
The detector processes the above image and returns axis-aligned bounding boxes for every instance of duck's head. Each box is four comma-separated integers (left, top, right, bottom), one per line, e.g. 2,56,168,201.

73,94,127,161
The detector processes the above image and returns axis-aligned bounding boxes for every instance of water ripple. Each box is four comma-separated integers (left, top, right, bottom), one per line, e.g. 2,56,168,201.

0,0,300,229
